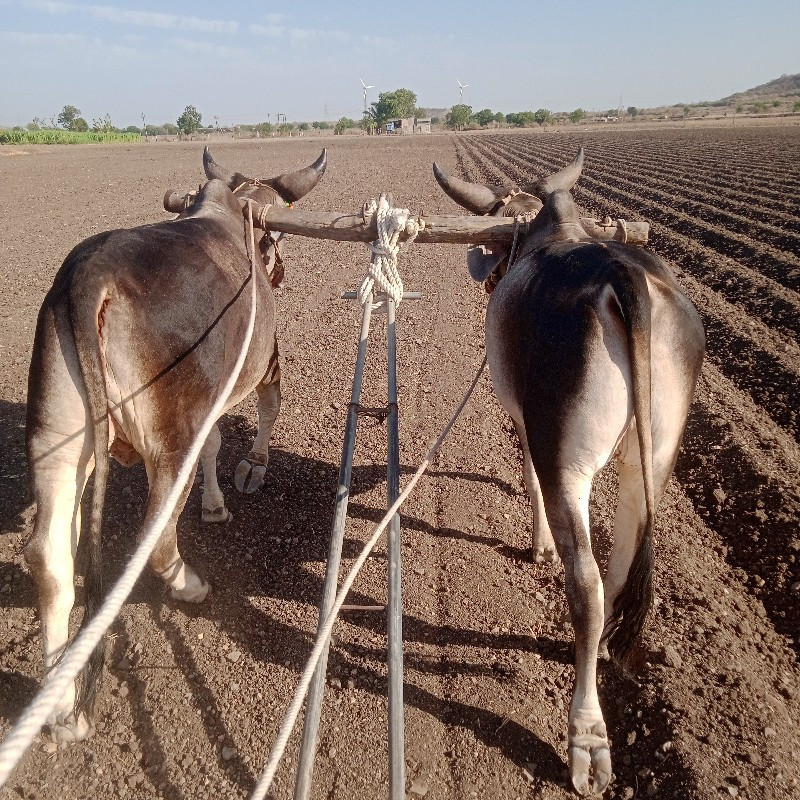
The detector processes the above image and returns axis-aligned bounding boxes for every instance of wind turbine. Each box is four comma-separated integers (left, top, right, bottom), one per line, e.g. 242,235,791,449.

457,78,469,101
360,78,374,113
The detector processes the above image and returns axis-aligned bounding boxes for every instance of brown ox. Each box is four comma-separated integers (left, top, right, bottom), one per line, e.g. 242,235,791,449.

434,151,704,796
24,149,326,743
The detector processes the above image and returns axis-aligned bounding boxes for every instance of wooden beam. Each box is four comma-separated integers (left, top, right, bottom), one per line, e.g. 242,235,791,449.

248,204,649,246
165,190,649,246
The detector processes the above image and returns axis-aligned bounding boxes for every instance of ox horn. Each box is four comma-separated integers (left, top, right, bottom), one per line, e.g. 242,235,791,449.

521,147,585,199
432,163,513,216
203,147,249,189
263,149,327,203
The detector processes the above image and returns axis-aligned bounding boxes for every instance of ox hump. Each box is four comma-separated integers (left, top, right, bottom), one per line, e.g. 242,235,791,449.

188,179,242,219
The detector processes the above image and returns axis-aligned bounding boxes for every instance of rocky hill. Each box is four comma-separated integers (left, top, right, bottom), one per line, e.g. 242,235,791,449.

720,72,800,104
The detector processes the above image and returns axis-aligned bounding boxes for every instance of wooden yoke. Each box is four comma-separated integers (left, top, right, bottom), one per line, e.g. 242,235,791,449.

162,189,649,246
245,203,649,246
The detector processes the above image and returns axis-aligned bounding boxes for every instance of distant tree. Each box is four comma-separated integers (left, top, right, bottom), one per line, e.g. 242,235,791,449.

177,105,202,134
752,101,767,114
446,104,473,129
569,108,586,124
26,120,41,131
506,111,535,127
534,108,553,125
58,105,82,130
627,106,639,118
255,121,273,136
772,100,780,108
472,108,496,126
125,125,142,134
163,123,178,135
312,121,331,129
794,101,800,113
369,88,417,125
493,111,505,124
92,113,114,132
431,117,442,125
298,122,310,131
334,117,358,134
360,114,376,134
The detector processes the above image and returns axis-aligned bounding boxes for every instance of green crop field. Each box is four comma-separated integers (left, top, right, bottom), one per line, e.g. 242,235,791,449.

0,128,141,145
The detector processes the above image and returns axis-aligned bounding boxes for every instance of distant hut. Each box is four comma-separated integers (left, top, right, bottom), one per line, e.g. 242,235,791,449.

414,117,432,133
384,117,414,134
383,117,431,134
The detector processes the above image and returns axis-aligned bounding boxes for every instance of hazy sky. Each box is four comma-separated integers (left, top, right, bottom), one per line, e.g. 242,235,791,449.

1,0,798,128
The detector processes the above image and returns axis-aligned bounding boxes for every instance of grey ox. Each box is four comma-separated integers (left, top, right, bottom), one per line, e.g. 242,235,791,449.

25,148,326,744
434,150,704,796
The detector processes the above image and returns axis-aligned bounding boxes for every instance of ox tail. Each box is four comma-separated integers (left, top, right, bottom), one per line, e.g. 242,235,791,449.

603,258,656,665
67,272,110,717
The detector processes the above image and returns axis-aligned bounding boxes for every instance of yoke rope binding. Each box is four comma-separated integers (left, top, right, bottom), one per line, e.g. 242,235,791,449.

358,194,423,307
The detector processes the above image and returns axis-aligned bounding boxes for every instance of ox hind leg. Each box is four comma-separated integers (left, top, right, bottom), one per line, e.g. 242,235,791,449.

25,429,94,742
198,423,233,524
512,418,559,564
143,454,210,603
235,363,281,495
538,468,612,796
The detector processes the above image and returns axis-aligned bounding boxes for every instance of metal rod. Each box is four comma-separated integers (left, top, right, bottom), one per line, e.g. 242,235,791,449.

385,298,406,800
293,299,374,800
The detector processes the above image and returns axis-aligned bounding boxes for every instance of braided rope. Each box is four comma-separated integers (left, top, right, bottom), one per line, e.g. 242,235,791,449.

0,201,262,789
357,194,422,307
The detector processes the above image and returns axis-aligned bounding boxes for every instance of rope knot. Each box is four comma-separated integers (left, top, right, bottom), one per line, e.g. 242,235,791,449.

358,193,420,308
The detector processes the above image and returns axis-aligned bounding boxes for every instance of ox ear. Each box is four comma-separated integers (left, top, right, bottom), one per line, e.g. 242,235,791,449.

432,163,513,216
467,244,508,282
203,147,249,189
263,149,327,203
521,147,585,200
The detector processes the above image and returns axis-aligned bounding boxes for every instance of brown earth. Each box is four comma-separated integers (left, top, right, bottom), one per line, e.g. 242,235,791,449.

0,125,799,800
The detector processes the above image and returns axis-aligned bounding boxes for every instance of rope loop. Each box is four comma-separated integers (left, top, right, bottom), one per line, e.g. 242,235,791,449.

357,193,422,308
257,202,273,231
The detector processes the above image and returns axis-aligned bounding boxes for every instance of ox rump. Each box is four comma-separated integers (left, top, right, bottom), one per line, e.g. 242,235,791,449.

434,150,704,796
24,148,326,743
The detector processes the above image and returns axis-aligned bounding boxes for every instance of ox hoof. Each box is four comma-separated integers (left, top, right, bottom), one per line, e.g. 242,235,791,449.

235,459,267,494
568,722,612,796
532,544,560,565
48,711,92,744
201,506,233,524
171,577,211,604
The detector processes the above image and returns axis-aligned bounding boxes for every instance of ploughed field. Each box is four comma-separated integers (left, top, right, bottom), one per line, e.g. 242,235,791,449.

0,125,799,800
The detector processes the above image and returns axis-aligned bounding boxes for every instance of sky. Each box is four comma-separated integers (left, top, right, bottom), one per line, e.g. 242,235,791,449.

1,0,798,129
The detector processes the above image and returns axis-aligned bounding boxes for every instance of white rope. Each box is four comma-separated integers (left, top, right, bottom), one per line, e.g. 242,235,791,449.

0,201,261,789
250,354,487,800
357,194,423,307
